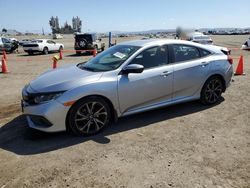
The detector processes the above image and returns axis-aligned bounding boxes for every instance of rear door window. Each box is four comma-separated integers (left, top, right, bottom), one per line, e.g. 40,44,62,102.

173,44,200,62
199,48,211,57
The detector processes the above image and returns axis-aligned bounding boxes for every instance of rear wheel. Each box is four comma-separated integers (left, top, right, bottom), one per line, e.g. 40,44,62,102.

200,76,223,105
68,97,111,136
28,51,33,55
59,46,63,52
43,47,48,55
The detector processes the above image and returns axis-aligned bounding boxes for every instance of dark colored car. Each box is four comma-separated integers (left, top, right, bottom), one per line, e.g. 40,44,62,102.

0,37,18,53
74,33,105,55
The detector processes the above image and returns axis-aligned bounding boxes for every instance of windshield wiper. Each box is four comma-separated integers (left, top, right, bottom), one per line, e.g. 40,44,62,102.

81,66,96,72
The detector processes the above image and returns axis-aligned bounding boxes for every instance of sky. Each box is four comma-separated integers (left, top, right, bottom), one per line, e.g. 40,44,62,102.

0,0,250,33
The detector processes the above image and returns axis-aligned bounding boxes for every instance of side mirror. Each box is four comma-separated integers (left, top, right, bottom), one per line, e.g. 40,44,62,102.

122,64,144,74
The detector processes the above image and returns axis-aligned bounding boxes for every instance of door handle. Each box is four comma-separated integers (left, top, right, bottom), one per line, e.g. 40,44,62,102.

201,62,209,67
160,71,172,77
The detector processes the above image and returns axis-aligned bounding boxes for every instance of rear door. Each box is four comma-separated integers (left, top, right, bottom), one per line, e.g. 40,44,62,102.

170,44,211,100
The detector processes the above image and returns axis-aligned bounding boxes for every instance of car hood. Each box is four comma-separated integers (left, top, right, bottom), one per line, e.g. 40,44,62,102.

29,64,103,93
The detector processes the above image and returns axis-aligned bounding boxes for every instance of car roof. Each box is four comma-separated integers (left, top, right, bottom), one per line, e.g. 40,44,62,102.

119,39,202,47
118,39,225,54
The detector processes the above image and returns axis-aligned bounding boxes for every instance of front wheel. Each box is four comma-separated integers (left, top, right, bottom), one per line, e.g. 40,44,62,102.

200,76,223,105
68,97,111,136
43,47,48,55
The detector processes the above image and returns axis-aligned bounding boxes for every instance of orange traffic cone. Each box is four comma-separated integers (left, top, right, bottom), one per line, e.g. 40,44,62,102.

53,58,57,69
59,50,63,60
3,50,7,60
1,57,9,73
234,55,245,76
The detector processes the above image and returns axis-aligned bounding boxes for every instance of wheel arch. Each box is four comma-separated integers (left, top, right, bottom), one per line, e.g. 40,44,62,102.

203,74,226,93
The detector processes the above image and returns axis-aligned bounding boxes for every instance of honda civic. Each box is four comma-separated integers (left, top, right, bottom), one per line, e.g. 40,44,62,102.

22,39,233,135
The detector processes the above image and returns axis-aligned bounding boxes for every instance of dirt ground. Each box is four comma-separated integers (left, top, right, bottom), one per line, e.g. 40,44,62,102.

0,35,249,188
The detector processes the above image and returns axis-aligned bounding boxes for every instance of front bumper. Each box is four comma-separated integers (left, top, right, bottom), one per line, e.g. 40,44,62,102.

22,99,70,132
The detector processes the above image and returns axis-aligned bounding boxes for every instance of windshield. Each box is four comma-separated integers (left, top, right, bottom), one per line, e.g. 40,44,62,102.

78,45,141,72
31,40,43,43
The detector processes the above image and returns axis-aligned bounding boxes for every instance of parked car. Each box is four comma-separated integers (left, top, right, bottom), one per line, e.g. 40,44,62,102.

0,37,16,53
21,39,233,135
23,39,64,55
9,38,19,52
74,33,105,55
187,32,213,44
53,33,63,39
241,38,250,50
19,39,32,46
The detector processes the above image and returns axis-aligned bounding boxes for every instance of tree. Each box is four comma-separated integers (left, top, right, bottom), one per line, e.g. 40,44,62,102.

72,16,82,32
2,28,7,33
49,16,60,34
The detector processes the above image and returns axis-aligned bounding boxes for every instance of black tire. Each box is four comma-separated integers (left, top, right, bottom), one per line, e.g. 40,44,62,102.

200,76,223,105
28,52,33,55
43,47,48,55
76,51,81,55
68,97,111,136
59,46,63,52
101,46,105,52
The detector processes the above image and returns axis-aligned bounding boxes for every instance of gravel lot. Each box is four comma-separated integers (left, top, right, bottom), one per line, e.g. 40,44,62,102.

0,35,249,188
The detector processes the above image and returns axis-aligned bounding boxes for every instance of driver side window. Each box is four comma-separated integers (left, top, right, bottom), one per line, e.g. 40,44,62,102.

130,46,169,69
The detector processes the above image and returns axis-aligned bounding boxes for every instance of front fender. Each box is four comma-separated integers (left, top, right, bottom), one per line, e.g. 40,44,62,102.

56,79,120,116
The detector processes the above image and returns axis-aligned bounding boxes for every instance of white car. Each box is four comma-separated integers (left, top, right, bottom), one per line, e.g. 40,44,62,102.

187,32,213,45
23,39,64,55
241,38,250,50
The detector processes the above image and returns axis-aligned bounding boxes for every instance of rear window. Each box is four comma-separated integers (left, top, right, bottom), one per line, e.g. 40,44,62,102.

199,48,211,57
31,40,43,43
75,34,93,41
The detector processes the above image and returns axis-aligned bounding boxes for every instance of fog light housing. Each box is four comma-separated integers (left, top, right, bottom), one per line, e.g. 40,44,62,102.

28,115,52,128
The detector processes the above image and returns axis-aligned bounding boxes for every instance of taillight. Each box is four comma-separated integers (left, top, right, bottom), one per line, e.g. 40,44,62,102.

228,56,233,65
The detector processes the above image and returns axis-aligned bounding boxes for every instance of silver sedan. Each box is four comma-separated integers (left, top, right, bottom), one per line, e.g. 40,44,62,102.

22,39,233,135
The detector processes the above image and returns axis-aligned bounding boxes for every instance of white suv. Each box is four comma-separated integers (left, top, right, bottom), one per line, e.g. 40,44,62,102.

23,39,64,55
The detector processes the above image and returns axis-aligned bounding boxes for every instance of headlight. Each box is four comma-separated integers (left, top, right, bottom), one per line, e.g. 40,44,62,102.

34,92,64,104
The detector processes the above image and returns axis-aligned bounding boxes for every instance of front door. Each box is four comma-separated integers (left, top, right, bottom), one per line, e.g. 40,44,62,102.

118,45,173,114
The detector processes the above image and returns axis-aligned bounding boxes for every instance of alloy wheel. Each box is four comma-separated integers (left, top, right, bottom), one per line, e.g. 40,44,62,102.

74,102,108,134
204,78,223,104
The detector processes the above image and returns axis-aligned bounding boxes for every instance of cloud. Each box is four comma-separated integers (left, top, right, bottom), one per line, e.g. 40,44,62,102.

120,24,130,27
